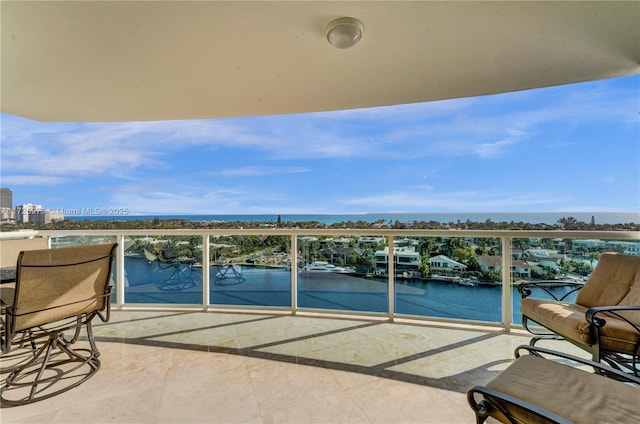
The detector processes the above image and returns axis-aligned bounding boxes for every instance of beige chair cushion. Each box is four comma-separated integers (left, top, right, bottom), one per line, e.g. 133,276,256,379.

0,238,48,269
521,298,593,344
521,298,640,354
597,315,640,354
617,278,640,327
486,355,639,424
0,283,16,307
576,253,640,308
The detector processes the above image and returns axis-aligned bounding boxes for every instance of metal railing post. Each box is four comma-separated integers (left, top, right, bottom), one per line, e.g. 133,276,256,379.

203,234,210,309
387,235,395,321
116,234,125,308
501,236,512,332
291,234,298,315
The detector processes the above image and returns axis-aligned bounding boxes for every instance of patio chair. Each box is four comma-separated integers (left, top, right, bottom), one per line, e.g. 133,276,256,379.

467,345,640,424
0,237,49,283
519,252,640,376
0,243,117,406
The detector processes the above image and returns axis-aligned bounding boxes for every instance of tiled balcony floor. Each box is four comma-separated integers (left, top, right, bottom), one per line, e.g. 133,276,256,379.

1,310,585,423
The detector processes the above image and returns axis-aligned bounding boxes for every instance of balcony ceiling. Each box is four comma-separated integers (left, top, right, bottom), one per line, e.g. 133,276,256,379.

1,1,639,123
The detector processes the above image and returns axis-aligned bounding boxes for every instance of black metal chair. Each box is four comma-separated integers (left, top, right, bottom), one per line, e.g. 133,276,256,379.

519,252,640,377
0,243,117,406
468,345,640,424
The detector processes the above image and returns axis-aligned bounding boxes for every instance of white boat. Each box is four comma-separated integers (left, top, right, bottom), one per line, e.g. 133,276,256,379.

458,276,479,287
303,261,355,273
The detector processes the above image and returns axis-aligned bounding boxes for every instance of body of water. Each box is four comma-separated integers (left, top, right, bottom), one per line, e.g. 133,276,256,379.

122,258,577,324
84,211,639,225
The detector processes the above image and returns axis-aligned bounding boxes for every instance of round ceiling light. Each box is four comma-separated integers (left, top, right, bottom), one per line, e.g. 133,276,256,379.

325,17,364,49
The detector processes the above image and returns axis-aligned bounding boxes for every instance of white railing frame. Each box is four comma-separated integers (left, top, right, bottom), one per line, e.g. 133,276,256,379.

501,236,512,332
21,228,640,331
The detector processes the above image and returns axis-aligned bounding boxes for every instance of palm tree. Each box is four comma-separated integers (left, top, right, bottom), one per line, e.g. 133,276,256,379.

558,216,579,229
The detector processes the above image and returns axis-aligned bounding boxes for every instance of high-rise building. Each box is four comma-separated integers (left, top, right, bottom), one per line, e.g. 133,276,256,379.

0,187,15,221
15,203,63,224
16,203,42,223
0,187,13,208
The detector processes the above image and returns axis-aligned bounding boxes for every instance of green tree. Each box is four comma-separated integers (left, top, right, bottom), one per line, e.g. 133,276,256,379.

465,255,482,273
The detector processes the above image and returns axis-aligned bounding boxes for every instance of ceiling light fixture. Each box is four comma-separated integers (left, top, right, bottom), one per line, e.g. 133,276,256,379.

325,17,364,49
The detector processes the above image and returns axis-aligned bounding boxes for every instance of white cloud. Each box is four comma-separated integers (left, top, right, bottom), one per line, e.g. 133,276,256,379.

0,175,71,185
213,166,310,177
111,189,249,215
2,76,633,172
548,141,575,148
338,188,564,212
473,139,517,159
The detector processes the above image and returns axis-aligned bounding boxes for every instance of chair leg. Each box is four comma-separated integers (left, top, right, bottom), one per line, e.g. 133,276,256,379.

0,326,101,406
85,319,100,359
592,332,639,378
467,391,490,424
0,331,40,374
529,334,565,347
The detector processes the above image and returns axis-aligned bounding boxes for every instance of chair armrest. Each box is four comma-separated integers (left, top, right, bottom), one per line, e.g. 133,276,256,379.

467,385,573,424
515,345,640,385
518,280,584,301
95,285,113,323
586,305,640,331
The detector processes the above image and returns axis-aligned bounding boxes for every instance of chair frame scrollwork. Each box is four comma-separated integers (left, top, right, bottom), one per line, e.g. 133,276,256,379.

519,280,640,377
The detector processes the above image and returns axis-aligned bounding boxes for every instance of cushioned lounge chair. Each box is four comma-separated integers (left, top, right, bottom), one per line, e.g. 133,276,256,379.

519,252,640,376
0,243,117,406
467,345,640,424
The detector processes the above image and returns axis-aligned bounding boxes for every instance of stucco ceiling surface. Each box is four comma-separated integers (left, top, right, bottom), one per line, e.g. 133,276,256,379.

2,1,639,122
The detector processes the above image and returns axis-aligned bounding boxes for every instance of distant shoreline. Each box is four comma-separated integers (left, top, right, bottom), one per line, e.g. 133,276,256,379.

71,212,640,226
5,211,639,231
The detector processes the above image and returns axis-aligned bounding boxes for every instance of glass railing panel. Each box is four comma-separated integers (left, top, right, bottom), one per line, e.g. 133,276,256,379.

394,236,503,322
509,237,637,324
124,235,203,304
297,235,388,313
49,234,117,248
49,234,119,303
209,235,291,307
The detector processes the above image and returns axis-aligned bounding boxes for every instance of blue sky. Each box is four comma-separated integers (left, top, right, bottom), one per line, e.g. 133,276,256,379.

1,75,638,216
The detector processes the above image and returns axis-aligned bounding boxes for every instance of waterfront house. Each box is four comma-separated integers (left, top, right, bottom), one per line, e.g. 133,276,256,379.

428,254,467,274
478,255,502,274
478,256,532,279
319,245,361,265
510,260,532,280
375,246,422,271
572,239,607,251
605,240,640,256
356,236,386,248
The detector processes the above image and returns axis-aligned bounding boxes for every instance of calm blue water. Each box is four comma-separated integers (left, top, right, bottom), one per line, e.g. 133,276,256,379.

84,212,640,225
122,257,578,324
